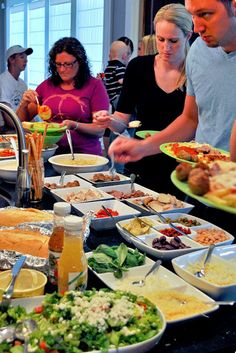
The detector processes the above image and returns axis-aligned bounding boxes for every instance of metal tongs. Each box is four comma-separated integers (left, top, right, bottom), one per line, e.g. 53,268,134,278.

139,200,188,237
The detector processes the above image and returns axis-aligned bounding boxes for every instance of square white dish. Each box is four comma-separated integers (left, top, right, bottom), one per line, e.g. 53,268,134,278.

44,174,91,190
87,262,218,324
127,196,194,214
160,212,211,228
86,249,155,272
73,199,141,230
77,171,131,187
50,185,113,204
116,220,205,261
172,244,236,300
99,182,159,201
188,224,234,247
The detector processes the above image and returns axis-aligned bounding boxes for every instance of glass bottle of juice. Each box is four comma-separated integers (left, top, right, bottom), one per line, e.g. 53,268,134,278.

48,202,71,288
58,215,88,294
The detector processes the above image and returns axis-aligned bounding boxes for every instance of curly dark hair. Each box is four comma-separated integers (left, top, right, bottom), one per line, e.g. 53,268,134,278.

48,37,91,89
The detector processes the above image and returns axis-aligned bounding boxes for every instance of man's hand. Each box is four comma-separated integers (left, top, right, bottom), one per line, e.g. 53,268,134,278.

108,136,147,163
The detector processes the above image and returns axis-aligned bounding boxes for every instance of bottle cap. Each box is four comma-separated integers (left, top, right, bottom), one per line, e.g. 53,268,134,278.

64,215,83,231
54,202,71,216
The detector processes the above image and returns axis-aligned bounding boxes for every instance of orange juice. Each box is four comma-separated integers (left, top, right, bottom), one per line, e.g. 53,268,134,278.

58,215,87,294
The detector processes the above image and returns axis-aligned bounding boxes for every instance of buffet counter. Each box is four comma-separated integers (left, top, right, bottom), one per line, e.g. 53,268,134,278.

0,163,236,353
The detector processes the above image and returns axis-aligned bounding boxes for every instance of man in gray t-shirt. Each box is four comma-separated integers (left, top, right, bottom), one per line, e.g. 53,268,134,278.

108,0,236,163
0,45,33,130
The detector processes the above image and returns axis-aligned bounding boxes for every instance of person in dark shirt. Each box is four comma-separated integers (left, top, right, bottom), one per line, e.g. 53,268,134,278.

94,4,192,193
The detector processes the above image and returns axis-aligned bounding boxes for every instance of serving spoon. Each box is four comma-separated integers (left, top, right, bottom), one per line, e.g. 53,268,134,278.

132,259,162,286
66,129,75,160
15,319,38,353
130,173,136,193
194,244,215,278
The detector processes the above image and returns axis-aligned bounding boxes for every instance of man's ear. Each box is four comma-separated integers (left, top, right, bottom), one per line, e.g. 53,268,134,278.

187,30,193,41
232,0,236,16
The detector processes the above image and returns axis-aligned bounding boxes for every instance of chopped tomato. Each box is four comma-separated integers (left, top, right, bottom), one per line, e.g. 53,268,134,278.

0,149,15,157
39,341,50,352
95,208,119,218
137,302,147,310
34,305,43,313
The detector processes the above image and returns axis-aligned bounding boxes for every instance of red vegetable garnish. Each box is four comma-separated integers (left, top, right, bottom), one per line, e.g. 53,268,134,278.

95,208,119,218
137,302,147,310
34,305,43,313
171,143,197,157
159,226,191,237
0,149,15,157
39,341,49,352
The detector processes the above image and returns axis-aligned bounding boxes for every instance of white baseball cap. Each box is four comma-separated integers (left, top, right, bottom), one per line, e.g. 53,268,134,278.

6,45,33,60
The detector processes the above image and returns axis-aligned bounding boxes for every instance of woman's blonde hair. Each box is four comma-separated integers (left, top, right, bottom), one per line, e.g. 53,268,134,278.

141,34,157,55
153,3,192,89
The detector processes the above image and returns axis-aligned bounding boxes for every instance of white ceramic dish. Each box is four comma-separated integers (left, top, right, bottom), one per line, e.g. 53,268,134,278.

172,244,236,300
87,261,218,324
160,212,211,228
50,185,114,204
42,144,58,161
116,218,206,261
77,171,131,187
49,153,109,173
0,148,15,160
152,212,234,246
0,159,17,183
12,295,166,353
187,224,234,247
126,196,194,214
74,199,141,230
99,182,159,201
86,249,155,269
44,174,91,190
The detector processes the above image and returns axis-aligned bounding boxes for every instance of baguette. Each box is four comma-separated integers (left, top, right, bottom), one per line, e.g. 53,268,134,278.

0,208,53,227
0,228,49,258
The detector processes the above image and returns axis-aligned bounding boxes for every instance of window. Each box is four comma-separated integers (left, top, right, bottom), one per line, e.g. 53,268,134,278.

6,0,104,88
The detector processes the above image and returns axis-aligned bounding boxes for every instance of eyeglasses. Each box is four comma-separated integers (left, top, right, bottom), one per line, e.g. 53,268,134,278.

55,60,77,69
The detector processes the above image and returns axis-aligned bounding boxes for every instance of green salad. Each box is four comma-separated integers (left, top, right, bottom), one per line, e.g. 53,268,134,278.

88,244,146,278
0,289,163,353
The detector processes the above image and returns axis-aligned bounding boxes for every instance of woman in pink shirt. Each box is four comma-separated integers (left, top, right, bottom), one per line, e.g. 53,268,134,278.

17,37,109,155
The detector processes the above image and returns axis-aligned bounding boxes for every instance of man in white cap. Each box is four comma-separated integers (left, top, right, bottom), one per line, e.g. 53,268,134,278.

0,45,33,129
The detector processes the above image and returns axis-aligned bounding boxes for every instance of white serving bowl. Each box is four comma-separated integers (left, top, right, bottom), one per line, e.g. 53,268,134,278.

73,199,141,230
42,144,58,162
0,159,17,183
172,244,236,300
12,294,166,353
49,153,109,173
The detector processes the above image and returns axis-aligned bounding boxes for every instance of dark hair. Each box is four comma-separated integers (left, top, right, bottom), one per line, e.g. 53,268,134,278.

117,36,134,54
220,0,234,14
48,37,91,89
